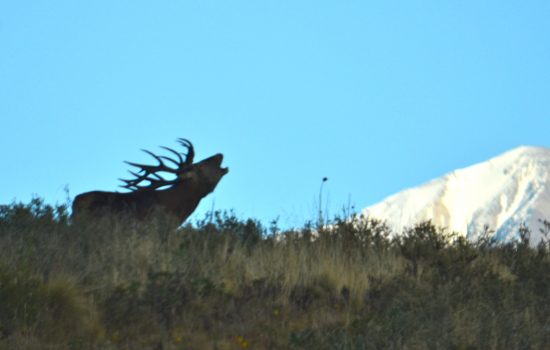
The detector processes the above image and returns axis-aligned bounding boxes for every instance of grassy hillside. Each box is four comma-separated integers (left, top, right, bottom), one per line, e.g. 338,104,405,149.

0,198,549,349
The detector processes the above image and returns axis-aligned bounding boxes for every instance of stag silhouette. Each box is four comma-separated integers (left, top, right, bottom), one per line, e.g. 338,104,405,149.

72,138,228,225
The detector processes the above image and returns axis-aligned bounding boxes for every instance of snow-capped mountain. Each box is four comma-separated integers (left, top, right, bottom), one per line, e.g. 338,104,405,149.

363,146,550,245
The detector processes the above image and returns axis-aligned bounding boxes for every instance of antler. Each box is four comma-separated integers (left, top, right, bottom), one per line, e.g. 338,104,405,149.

120,138,195,191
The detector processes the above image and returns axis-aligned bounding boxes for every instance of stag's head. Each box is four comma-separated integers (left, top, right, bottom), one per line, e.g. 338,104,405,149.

120,138,228,195
122,139,229,196
176,153,229,197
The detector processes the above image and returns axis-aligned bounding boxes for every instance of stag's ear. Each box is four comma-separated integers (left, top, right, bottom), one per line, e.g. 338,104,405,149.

179,170,198,181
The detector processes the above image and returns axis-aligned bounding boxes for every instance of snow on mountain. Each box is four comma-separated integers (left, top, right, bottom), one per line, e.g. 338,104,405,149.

362,146,550,245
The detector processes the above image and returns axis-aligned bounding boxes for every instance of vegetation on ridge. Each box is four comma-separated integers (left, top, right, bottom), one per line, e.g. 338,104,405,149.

0,198,549,349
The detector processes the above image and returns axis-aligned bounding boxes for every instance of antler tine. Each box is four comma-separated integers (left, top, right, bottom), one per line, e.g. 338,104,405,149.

119,170,173,191
177,138,195,164
159,156,179,167
119,139,195,192
119,174,141,190
119,183,135,190
121,170,160,185
124,161,158,174
159,146,184,164
142,149,179,173
123,149,179,174
119,171,149,188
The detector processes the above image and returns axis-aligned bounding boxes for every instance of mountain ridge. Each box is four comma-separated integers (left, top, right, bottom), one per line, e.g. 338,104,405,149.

363,146,550,245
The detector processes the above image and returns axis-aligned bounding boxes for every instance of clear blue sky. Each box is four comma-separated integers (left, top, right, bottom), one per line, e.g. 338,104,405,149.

1,1,549,226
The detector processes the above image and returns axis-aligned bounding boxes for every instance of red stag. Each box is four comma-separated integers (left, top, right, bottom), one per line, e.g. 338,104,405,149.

72,138,228,225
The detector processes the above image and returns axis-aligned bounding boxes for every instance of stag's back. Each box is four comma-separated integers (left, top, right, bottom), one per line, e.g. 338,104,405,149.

72,191,143,219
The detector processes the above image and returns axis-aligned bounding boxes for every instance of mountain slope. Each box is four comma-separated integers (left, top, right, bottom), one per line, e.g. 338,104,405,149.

363,146,550,244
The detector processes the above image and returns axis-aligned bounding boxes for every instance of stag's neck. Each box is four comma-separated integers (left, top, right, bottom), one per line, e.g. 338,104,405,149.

157,182,204,222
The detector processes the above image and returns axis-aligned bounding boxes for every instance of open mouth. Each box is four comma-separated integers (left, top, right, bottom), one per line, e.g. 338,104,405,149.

220,159,229,174
200,153,228,175
215,154,229,174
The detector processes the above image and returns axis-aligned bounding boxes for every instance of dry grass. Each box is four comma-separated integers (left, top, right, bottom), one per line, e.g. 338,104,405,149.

1,199,549,349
